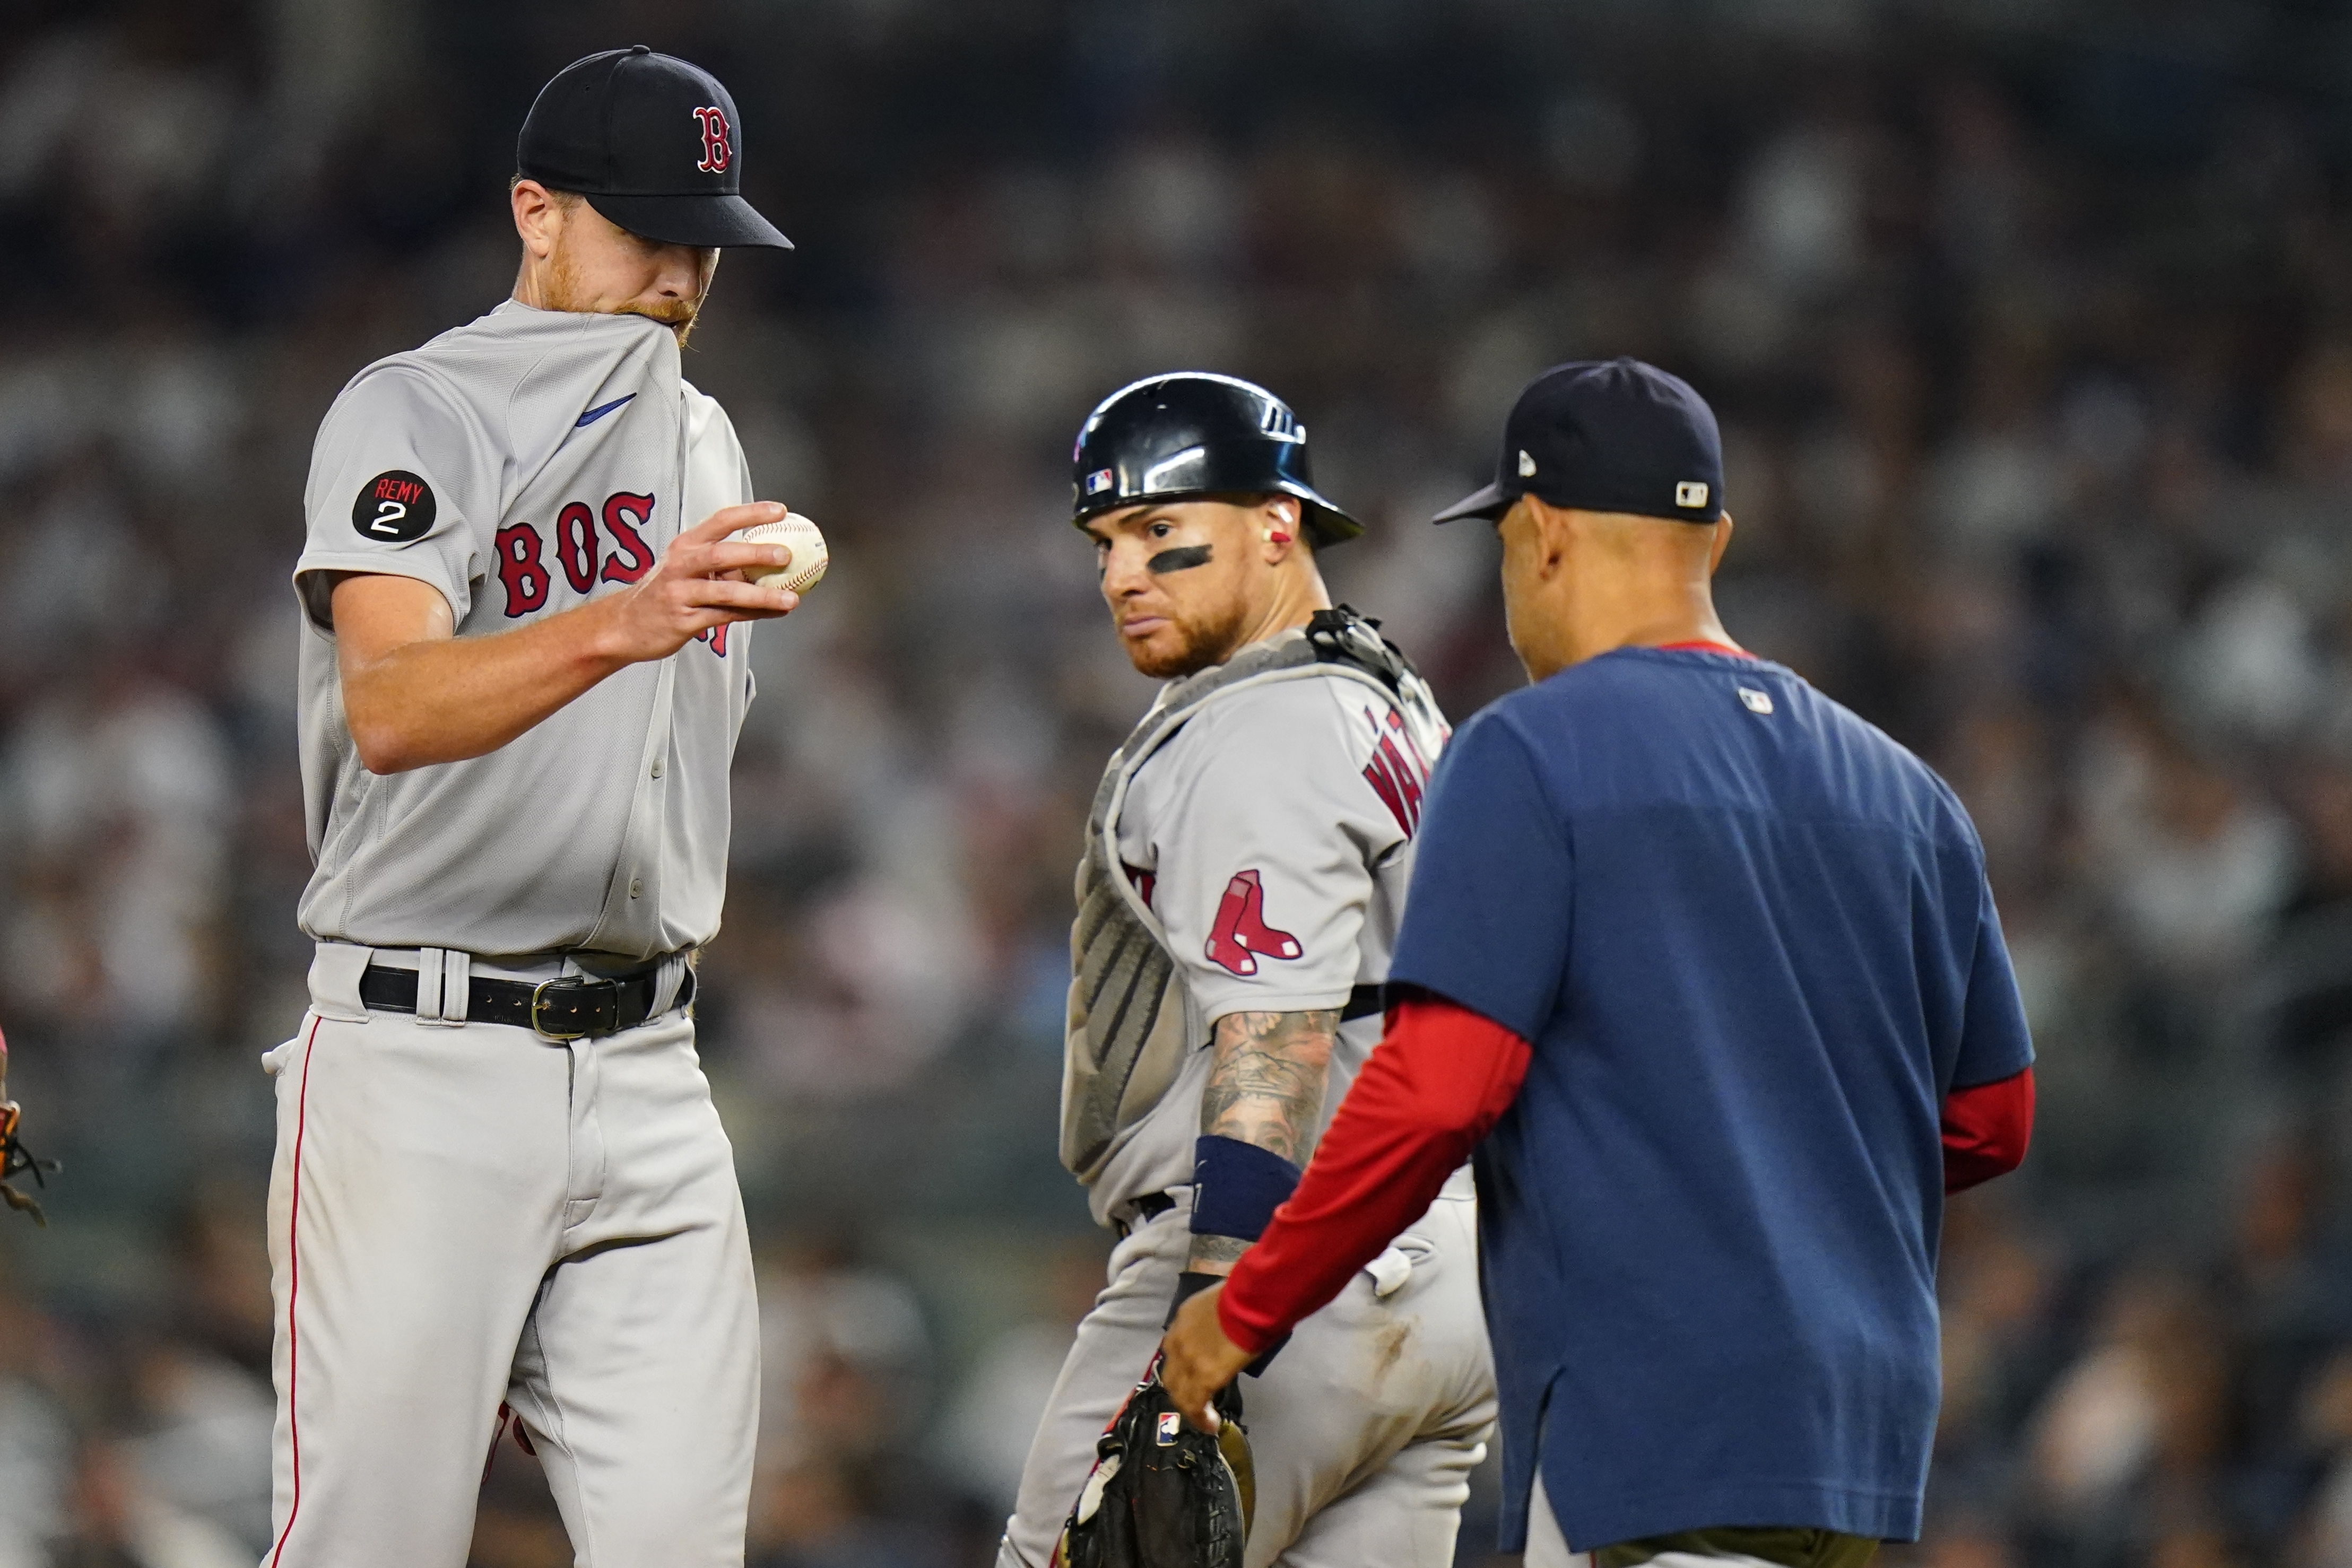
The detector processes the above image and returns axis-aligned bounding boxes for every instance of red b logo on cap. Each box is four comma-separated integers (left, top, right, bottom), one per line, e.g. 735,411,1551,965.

692,106,732,173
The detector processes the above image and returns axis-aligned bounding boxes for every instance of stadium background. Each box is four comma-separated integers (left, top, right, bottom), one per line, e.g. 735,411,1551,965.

4,0,2352,1564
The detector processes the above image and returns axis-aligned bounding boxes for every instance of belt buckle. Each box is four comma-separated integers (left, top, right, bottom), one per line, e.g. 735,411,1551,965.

531,978,594,1041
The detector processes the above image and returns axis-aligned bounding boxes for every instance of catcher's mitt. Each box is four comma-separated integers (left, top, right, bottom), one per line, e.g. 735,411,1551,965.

1053,1356,1254,1568
0,1100,59,1227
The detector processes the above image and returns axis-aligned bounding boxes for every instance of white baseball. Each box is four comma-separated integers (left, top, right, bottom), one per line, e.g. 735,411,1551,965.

734,512,828,595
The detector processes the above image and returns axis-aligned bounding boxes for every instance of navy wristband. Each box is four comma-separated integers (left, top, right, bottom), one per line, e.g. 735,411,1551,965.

1190,1134,1301,1241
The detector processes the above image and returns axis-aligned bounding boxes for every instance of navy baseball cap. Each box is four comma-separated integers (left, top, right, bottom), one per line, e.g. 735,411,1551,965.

518,47,791,250
1434,358,1723,525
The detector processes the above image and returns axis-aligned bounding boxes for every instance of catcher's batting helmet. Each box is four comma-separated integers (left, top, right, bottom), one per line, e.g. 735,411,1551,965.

1070,373,1362,548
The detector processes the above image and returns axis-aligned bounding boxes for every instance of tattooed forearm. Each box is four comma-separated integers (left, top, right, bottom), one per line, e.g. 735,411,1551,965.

1199,1008,1339,1163
1188,1234,1248,1267
1187,1009,1338,1274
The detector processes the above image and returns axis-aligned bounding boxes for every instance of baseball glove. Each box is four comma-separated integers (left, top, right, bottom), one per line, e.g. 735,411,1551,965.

1053,1356,1254,1568
0,1098,58,1227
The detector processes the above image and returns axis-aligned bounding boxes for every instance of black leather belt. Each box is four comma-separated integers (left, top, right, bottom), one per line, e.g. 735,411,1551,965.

357,963,693,1040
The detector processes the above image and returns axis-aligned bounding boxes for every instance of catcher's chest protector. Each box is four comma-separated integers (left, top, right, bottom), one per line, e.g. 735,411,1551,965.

1060,607,1446,1182
1054,1372,1255,1568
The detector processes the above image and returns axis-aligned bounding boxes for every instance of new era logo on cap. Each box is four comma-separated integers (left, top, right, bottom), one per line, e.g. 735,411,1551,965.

1518,449,1537,477
1677,481,1709,508
1085,468,1115,495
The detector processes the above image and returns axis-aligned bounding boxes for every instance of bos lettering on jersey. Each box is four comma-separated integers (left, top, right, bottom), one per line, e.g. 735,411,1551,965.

496,490,657,618
492,489,731,659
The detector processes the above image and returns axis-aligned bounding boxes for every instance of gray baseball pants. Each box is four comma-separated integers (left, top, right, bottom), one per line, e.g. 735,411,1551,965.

1527,1477,1596,1568
1525,1477,1847,1568
258,947,758,1568
995,1182,1495,1568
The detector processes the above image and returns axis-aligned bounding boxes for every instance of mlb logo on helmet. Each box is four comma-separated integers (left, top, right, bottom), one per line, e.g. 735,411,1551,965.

1085,468,1115,495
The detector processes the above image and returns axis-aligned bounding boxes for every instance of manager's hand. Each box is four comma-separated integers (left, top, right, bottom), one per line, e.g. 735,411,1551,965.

1160,1283,1255,1433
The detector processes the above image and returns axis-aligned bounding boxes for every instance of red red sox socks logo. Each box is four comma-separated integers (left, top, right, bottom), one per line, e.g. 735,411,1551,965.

692,107,732,173
1205,869,1302,977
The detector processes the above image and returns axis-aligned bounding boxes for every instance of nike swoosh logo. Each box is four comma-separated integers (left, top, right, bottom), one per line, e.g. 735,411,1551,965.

576,394,637,428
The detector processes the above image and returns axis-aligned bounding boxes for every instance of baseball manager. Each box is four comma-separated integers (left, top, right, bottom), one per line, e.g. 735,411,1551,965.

272,48,794,1568
1162,359,2036,1568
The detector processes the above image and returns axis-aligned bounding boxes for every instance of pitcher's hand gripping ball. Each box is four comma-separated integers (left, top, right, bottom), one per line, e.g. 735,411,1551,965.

733,511,828,595
1053,1355,1254,1568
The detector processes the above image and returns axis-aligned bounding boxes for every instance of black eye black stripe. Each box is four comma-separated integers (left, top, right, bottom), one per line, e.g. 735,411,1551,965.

1147,545,1212,574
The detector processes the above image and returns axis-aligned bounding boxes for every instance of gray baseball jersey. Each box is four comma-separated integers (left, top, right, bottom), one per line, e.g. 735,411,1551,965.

292,300,756,961
1087,636,1447,1228
1004,625,1493,1568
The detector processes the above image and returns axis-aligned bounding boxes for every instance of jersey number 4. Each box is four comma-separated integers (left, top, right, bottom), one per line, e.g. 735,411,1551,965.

497,492,657,616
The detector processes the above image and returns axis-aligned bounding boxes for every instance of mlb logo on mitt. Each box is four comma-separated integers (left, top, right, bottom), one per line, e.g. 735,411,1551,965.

1157,1412,1182,1445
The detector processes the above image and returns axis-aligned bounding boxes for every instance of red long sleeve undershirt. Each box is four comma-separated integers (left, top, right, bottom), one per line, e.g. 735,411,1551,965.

1217,995,2037,1356
1942,1067,2035,1194
1219,997,1529,1355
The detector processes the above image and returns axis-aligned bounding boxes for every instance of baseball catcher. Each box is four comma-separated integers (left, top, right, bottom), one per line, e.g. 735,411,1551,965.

994,373,1496,1568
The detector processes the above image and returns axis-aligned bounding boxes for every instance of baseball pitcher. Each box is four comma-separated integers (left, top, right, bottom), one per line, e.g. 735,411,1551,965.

997,374,1497,1568
272,49,795,1568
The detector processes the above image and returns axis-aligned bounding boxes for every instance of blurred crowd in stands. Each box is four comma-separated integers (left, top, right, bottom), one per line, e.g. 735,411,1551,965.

3,0,2352,1563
